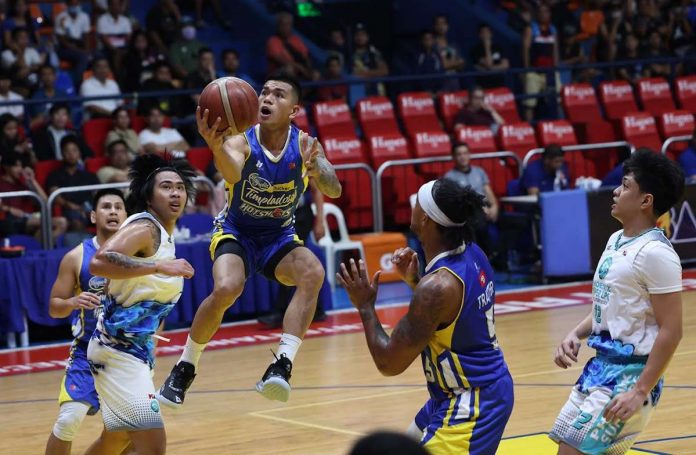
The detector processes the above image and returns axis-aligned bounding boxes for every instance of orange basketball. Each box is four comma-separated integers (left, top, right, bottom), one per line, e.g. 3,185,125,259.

199,77,259,135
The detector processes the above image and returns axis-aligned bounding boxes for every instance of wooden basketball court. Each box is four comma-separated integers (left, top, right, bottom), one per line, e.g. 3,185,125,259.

1,284,694,454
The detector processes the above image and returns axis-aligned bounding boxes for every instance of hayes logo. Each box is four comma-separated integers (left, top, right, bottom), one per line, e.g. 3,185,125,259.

443,93,466,107
316,103,350,119
678,79,696,94
415,132,449,148
371,136,407,152
325,138,361,155
663,112,694,129
641,80,670,96
566,86,594,100
503,125,534,141
603,83,633,98
459,127,493,143
361,100,392,118
401,96,434,112
542,122,574,139
485,91,513,107
625,116,655,131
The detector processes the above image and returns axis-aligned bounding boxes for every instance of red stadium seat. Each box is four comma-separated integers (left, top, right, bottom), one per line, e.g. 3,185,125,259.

322,136,365,164
658,110,694,156
397,92,443,135
187,147,213,173
497,122,538,159
83,118,113,157
367,132,410,168
536,120,577,146
34,160,62,190
312,100,355,139
484,87,520,123
292,106,311,133
85,156,108,174
675,75,696,114
411,131,451,158
621,112,661,151
356,96,400,137
455,125,497,153
637,77,675,116
437,90,468,131
599,80,638,121
561,83,601,123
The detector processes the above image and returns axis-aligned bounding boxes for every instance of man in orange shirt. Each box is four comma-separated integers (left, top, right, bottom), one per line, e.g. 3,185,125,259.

266,12,315,80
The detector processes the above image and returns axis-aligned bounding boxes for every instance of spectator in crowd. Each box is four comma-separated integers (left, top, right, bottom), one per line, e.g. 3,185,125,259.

317,55,348,102
520,143,569,195
348,431,428,455
97,139,130,183
2,0,39,50
471,24,509,88
139,61,183,118
80,57,122,119
0,152,67,241
667,4,694,57
325,27,350,72
0,113,34,167
96,0,132,74
105,107,141,158
187,47,216,96
54,0,91,85
138,106,189,156
1,27,44,96
121,30,166,92
169,17,205,81
266,11,315,80
433,14,465,90
641,30,671,78
453,86,504,132
180,0,231,29
0,69,24,119
616,34,644,83
522,4,559,121
414,30,445,94
29,64,69,129
443,142,499,256
217,48,256,86
146,0,182,54
352,23,389,96
676,130,696,183
45,136,100,232
574,0,607,56
33,104,93,161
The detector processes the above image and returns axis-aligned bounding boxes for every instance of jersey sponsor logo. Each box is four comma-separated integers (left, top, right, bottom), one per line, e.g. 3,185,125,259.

598,257,612,279
88,276,107,294
239,172,298,219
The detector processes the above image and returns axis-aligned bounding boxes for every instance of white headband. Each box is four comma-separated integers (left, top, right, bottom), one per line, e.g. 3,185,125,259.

417,180,466,227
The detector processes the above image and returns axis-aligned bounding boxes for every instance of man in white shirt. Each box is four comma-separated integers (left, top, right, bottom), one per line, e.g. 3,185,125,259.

96,0,132,74
0,70,24,118
55,0,91,83
138,106,189,156
80,57,122,119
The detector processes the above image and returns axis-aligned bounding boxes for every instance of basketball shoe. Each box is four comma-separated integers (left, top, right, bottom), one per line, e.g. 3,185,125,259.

157,361,196,409
256,353,292,402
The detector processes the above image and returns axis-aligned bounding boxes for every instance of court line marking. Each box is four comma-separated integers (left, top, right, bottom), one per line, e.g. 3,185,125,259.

248,412,365,437
633,434,696,445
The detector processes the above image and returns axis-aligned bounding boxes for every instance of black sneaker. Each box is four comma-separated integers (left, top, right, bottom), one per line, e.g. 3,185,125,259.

157,361,196,409
255,353,292,402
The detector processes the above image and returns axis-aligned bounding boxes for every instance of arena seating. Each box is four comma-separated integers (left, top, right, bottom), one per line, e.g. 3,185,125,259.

454,125,497,153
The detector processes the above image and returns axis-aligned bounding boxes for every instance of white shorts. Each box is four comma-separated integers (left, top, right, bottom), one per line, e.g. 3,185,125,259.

87,338,163,432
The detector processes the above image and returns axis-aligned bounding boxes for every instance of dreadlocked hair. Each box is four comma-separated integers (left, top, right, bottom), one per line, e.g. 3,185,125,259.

432,178,487,249
127,153,197,213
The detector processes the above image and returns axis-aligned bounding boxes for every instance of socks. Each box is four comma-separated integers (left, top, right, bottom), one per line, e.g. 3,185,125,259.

179,335,207,370
277,333,302,363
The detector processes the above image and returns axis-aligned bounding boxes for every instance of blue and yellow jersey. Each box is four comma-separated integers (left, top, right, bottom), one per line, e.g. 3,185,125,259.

214,124,308,235
420,243,508,400
71,237,107,344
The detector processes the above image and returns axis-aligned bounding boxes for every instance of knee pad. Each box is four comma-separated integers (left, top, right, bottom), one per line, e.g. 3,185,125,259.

53,401,89,442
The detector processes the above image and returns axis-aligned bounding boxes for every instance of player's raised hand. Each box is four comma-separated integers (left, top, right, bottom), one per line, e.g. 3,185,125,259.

196,107,226,151
300,132,320,178
72,292,101,310
391,247,420,286
156,259,195,279
337,258,381,311
554,332,581,369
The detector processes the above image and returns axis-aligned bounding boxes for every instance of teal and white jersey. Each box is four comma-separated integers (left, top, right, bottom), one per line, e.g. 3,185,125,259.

590,228,682,358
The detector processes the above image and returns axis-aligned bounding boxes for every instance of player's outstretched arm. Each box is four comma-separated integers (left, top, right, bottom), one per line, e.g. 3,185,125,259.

301,134,342,199
49,247,100,318
553,312,592,369
338,258,455,376
197,107,248,184
90,219,194,280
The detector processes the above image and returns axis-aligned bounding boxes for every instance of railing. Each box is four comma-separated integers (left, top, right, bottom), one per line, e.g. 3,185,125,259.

374,152,522,232
333,162,379,230
661,135,692,155
44,176,217,248
0,190,49,248
522,141,635,169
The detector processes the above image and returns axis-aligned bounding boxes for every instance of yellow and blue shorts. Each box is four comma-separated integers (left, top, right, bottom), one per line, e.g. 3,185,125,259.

415,372,514,454
58,341,99,415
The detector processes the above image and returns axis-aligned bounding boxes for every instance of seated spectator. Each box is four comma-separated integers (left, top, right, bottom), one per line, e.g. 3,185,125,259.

325,27,350,72
266,12,315,80
522,4,559,121
169,17,205,81
96,0,132,74
520,143,569,195
33,104,93,161
97,140,131,183
138,107,189,156
1,27,45,96
433,14,465,90
187,48,217,99
0,152,67,242
45,136,100,231
80,57,123,119
0,69,24,119
139,61,183,118
0,113,34,167
471,24,509,88
352,23,389,96
181,0,230,29
218,48,256,86
105,107,141,158
641,30,671,78
54,0,91,85
414,30,445,94
29,64,69,130
668,4,694,57
616,34,644,83
2,0,40,51
146,0,182,55
453,86,504,131
122,30,166,92
317,56,348,102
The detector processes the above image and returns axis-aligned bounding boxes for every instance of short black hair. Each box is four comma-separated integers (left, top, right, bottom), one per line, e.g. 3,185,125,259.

543,143,564,160
1,151,21,168
152,60,171,73
198,47,214,58
452,142,470,155
111,106,128,119
0,112,18,129
39,63,55,74
264,72,302,104
127,153,197,213
11,27,28,39
325,55,341,67
107,139,128,154
478,23,491,32
349,431,428,455
622,148,685,217
147,106,163,116
221,48,239,59
92,56,109,68
50,103,70,116
92,188,125,210
60,134,80,152
432,177,486,248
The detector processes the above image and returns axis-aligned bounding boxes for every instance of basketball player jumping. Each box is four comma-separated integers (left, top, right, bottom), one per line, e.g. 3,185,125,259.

158,73,341,405
87,154,197,454
550,149,685,454
338,178,514,454
45,189,129,455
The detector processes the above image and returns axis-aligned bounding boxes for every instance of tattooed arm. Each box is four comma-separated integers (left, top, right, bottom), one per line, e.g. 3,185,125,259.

90,219,161,279
302,134,342,199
